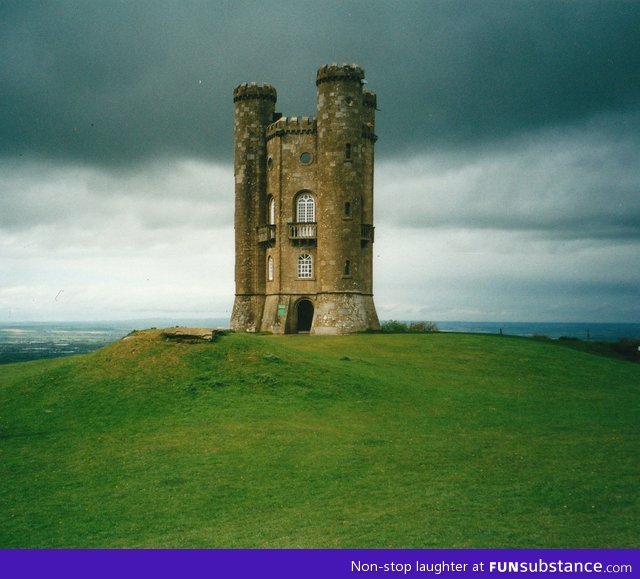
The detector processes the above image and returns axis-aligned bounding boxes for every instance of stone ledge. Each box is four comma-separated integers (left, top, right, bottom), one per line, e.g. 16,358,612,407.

161,327,225,342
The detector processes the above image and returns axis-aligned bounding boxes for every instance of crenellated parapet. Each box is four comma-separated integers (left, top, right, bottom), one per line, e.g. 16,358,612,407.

316,63,365,86
266,116,317,140
233,82,277,103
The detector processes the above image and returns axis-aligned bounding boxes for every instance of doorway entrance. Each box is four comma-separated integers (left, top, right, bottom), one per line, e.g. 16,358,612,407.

296,299,314,333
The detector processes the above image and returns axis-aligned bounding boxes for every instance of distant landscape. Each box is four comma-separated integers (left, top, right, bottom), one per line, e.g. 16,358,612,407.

0,319,229,364
1,320,639,365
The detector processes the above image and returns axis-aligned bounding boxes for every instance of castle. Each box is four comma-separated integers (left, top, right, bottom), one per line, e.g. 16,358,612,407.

230,63,380,334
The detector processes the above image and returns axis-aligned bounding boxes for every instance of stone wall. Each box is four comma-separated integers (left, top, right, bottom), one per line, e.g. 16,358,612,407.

230,65,380,334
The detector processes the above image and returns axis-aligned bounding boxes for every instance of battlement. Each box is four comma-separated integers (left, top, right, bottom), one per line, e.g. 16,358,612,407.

266,116,317,140
316,63,365,86
233,82,277,103
363,89,377,109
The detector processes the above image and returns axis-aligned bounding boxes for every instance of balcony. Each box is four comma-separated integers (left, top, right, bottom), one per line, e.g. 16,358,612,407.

257,224,276,244
361,223,375,244
288,222,317,245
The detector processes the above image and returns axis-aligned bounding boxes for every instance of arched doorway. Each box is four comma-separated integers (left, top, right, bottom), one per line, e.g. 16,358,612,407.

296,299,314,333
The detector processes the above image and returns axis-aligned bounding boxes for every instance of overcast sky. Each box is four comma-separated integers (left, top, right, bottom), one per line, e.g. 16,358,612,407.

2,0,639,323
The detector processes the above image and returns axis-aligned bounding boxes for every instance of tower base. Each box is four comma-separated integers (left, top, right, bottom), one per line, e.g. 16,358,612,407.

230,294,265,333
311,292,380,335
232,292,380,335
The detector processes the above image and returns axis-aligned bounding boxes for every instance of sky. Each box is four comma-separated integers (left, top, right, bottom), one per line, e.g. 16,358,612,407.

1,0,639,323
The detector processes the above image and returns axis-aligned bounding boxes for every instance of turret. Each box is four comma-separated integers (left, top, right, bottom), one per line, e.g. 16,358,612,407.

361,88,377,295
230,83,277,332
312,64,379,333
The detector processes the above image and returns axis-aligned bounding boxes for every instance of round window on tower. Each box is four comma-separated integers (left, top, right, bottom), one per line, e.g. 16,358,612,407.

300,152,313,165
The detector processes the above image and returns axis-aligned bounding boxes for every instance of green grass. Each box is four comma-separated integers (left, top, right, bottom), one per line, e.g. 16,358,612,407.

0,331,638,548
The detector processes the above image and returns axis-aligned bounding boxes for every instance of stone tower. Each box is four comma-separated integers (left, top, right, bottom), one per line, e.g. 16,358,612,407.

230,63,380,335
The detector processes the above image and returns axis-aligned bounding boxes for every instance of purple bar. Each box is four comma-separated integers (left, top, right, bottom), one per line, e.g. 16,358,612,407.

0,549,638,578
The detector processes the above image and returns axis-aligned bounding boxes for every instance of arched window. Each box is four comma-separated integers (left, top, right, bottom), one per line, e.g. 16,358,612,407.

344,201,351,218
345,143,352,160
344,260,351,276
267,196,275,225
296,193,315,223
267,255,274,281
297,253,313,278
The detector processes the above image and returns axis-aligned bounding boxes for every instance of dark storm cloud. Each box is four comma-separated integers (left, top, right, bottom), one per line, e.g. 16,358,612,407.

0,158,232,234
2,1,639,322
377,111,640,241
2,0,640,165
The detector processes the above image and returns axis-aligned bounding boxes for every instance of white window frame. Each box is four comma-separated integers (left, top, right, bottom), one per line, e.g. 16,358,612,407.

267,255,274,281
297,253,313,279
268,196,275,225
296,193,315,223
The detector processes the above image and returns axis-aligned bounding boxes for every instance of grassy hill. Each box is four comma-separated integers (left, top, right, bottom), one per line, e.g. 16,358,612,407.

0,330,638,548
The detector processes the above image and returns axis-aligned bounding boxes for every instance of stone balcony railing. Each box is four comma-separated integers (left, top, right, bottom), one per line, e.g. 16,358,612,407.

257,224,276,244
361,223,375,243
288,222,317,241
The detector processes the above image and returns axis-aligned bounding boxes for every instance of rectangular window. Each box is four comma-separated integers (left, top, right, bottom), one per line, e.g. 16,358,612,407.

267,256,274,281
297,253,313,278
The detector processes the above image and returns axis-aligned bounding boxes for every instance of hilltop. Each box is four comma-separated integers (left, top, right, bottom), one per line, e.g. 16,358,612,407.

1,330,638,548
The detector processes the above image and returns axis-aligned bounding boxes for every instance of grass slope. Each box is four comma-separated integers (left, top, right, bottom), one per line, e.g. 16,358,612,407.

0,331,638,548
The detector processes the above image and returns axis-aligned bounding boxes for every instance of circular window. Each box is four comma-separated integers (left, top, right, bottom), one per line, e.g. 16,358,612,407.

300,152,313,165
267,156,273,170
